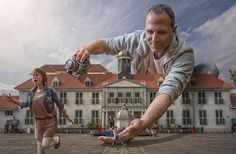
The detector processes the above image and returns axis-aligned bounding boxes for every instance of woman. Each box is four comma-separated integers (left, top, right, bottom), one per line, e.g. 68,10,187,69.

1,68,73,154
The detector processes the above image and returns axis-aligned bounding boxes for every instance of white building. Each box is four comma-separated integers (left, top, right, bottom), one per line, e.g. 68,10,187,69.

1,52,236,133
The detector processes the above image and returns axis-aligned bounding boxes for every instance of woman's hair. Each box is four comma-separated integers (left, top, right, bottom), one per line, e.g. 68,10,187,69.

32,68,47,86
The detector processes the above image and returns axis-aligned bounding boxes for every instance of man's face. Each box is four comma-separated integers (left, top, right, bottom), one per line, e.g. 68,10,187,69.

145,11,176,54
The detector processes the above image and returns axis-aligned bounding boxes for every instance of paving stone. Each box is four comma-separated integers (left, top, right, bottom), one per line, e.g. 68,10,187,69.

0,133,235,154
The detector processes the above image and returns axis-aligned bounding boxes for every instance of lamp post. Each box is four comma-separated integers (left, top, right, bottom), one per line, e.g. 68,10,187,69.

192,93,195,128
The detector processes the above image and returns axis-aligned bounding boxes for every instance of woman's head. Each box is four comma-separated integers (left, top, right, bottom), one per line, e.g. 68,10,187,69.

31,68,47,86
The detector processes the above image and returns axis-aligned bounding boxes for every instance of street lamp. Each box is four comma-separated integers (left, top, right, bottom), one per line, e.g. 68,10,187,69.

192,93,195,128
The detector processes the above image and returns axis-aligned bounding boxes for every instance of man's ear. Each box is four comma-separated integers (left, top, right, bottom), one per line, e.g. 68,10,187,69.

173,25,177,33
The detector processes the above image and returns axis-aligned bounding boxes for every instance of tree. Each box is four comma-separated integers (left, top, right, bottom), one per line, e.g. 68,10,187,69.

229,70,236,86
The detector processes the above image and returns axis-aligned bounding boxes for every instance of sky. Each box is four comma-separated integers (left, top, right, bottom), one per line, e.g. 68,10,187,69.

0,0,236,94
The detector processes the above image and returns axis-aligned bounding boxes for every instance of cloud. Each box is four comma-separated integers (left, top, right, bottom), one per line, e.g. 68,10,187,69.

189,4,236,84
0,0,148,85
0,0,235,88
0,82,18,95
0,82,15,90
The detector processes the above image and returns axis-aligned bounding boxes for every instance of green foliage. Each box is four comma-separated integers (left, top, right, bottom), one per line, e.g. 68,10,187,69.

229,70,236,85
149,123,158,129
87,121,98,130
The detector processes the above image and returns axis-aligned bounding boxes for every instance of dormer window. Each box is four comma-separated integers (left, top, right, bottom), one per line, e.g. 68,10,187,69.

157,78,164,86
84,77,91,87
103,81,108,86
51,77,60,86
190,79,196,86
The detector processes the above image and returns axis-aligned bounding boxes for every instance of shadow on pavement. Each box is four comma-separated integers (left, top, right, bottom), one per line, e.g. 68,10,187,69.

101,134,188,147
129,134,188,147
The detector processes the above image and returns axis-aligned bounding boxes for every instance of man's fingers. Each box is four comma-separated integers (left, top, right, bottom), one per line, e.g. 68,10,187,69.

98,136,113,143
73,48,90,62
80,51,90,62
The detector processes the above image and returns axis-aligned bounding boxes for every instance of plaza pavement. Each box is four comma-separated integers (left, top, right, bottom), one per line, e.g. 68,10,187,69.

0,133,235,154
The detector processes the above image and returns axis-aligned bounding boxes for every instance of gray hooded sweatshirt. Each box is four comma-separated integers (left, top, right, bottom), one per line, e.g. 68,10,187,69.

104,30,194,102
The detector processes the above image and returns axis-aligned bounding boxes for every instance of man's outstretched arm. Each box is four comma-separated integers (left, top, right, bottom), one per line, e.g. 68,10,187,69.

73,39,105,62
98,93,171,143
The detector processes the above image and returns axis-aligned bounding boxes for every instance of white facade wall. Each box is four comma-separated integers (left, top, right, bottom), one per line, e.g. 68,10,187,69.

2,82,235,133
159,90,233,132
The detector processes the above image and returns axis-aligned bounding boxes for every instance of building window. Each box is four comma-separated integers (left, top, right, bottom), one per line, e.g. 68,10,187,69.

91,110,99,124
109,92,114,98
149,92,156,103
60,92,67,104
125,92,132,103
75,92,83,104
166,110,175,125
51,77,59,86
5,110,13,116
92,92,99,104
182,91,190,104
75,110,83,126
108,92,115,103
215,110,225,125
117,92,123,104
190,79,196,86
58,112,66,125
158,80,163,86
134,92,141,103
84,78,91,87
25,110,33,125
182,110,191,125
199,110,207,125
118,92,123,97
215,92,224,104
198,92,206,104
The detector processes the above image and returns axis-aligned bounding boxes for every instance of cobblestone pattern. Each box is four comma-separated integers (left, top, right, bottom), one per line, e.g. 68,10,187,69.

0,133,235,154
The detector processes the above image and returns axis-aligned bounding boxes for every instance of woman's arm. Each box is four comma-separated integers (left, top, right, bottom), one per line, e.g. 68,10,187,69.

60,108,74,124
0,93,22,106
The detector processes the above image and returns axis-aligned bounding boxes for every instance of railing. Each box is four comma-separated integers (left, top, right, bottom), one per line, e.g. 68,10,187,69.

107,97,142,104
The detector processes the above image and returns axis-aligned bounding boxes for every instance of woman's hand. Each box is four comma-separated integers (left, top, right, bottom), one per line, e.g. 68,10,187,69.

0,93,21,106
67,116,74,124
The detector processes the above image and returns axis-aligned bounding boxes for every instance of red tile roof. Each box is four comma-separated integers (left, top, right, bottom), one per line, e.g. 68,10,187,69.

230,93,236,108
41,64,111,74
14,64,233,91
186,73,233,89
15,72,233,91
0,96,19,110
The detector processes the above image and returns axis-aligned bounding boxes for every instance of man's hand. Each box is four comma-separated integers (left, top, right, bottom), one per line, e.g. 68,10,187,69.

72,47,90,62
98,118,145,144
